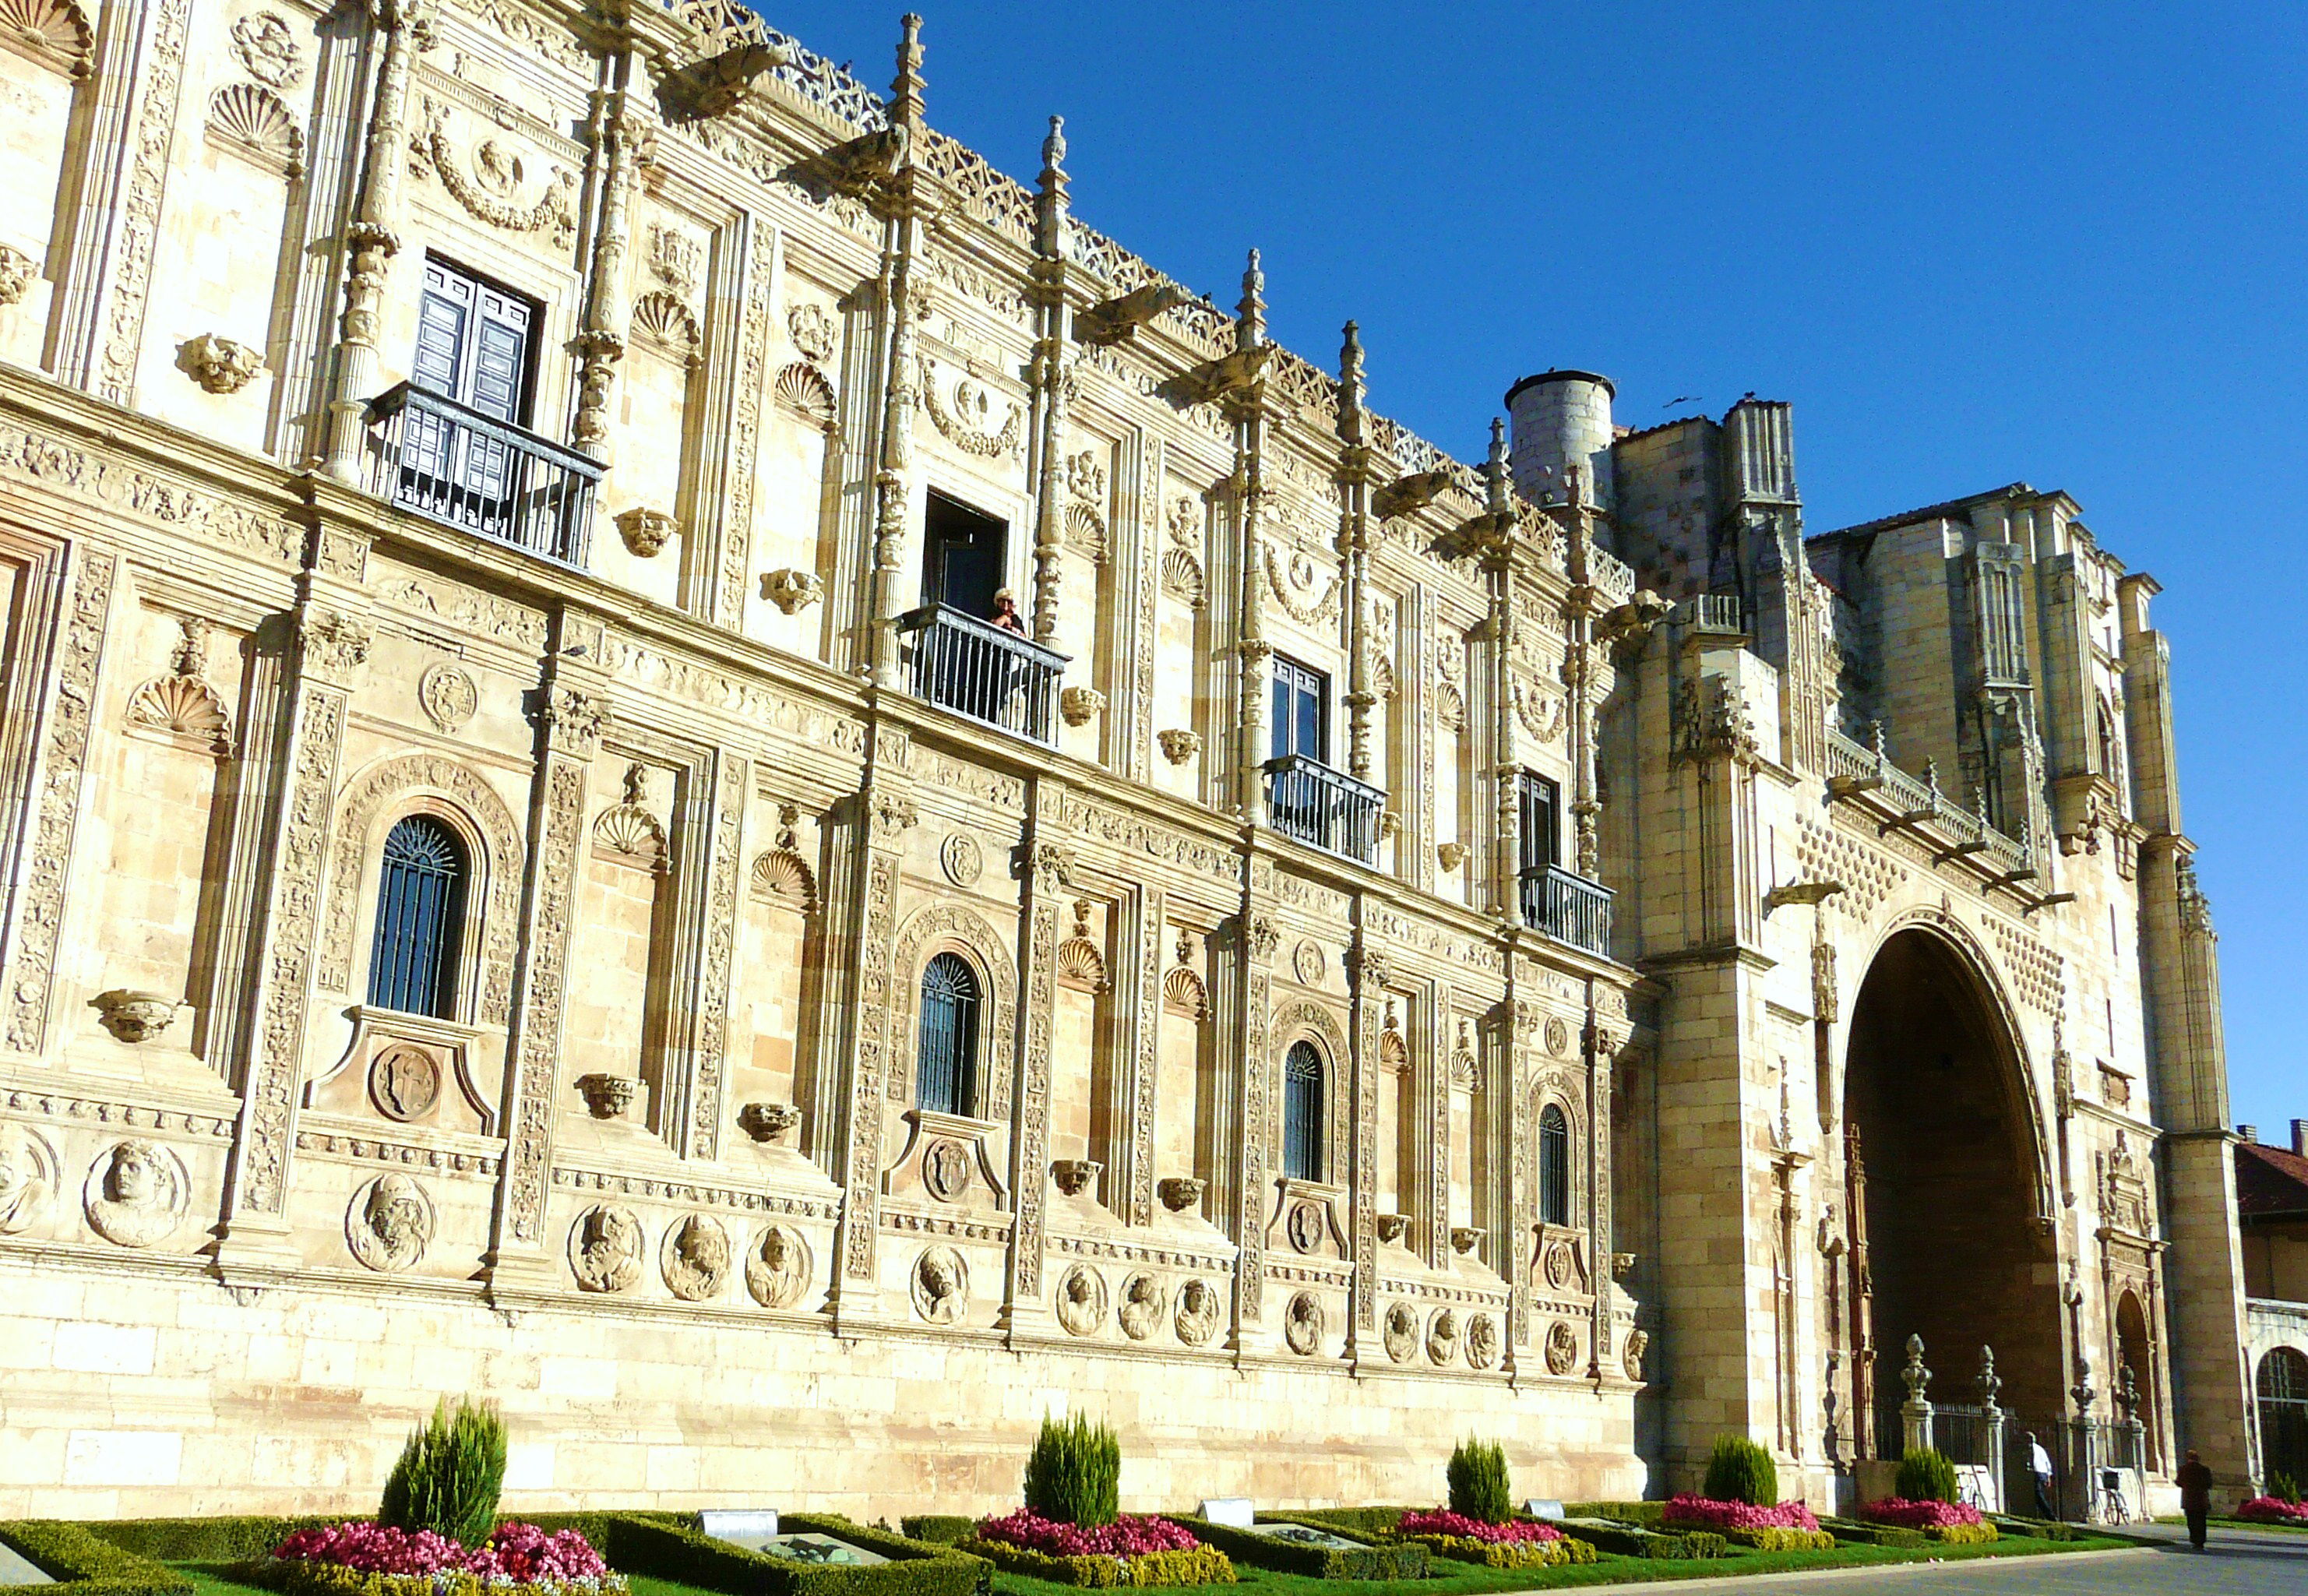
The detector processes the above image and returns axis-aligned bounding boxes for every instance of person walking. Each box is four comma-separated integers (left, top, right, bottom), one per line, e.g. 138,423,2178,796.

2026,1430,2058,1519
2177,1449,2215,1550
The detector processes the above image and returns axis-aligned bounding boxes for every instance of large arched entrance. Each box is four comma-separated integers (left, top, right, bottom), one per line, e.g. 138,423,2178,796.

1843,926,2064,1453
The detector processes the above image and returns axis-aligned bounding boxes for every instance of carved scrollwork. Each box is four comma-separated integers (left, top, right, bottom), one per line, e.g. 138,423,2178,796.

411,102,580,250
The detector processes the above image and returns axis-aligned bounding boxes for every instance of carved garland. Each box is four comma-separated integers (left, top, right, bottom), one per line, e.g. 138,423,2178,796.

917,354,1022,458
1262,540,1342,627
413,106,580,251
886,902,1020,1119
317,755,525,1024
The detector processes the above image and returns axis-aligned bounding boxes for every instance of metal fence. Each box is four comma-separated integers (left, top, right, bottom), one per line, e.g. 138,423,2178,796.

1263,754,1385,864
898,604,1068,745
368,382,601,564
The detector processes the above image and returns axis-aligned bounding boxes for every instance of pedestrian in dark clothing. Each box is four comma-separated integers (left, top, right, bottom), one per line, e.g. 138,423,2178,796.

2177,1450,2215,1550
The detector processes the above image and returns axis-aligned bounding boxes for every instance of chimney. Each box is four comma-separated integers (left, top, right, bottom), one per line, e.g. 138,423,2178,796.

2293,1119,2307,1157
2237,1125,2257,1143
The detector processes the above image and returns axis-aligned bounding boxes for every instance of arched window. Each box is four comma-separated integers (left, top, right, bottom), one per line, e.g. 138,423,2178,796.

1538,1104,1572,1227
917,953,981,1116
2258,1346,2308,1489
368,815,468,1018
1282,1041,1324,1182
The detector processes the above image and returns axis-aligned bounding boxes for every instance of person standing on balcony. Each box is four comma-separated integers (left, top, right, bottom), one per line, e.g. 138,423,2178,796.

2177,1449,2214,1549
988,588,1027,635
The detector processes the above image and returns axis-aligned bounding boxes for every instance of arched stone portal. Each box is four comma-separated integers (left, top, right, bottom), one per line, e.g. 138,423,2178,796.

1844,927,2065,1450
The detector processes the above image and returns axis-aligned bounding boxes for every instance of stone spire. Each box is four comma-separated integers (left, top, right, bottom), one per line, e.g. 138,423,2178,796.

1485,417,1510,516
889,12,925,130
1337,321,1365,446
1237,248,1266,351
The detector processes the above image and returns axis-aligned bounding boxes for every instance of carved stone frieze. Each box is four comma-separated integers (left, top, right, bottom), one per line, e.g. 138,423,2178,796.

410,100,579,249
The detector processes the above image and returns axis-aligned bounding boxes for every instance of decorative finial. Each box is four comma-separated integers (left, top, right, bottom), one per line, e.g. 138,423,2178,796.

1237,248,1265,349
890,13,925,129
1035,115,1069,255
1041,114,1067,175
1337,321,1365,444
1485,417,1510,514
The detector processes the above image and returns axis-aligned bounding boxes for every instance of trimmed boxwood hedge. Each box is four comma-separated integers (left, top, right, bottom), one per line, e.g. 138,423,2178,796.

1820,1518,1928,1549
958,1540,1233,1588
1403,1534,1596,1570
897,1518,978,1548
1173,1517,1426,1580
1555,1520,1727,1559
1251,1509,1408,1538
0,1522,194,1596
1721,1526,1836,1552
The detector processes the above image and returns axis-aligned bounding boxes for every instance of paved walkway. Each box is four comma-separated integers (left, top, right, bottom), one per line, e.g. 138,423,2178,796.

1570,1521,2308,1594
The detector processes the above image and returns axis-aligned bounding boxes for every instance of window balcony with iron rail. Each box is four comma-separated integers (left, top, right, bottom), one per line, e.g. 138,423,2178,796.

1520,862,1613,957
897,603,1069,745
367,382,603,565
1263,755,1385,865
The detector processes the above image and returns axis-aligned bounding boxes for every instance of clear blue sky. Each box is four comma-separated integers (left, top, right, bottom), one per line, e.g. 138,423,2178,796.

754,2,2305,1134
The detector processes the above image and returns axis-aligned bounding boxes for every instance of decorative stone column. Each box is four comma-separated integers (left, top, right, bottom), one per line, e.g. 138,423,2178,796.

1900,1333,1935,1457
1336,325,1377,784
323,0,435,483
1228,254,1273,827
1979,1344,2008,1513
830,761,917,1323
1027,118,1071,646
1227,893,1280,1337
483,642,612,1300
570,72,650,464
2067,1355,2100,1522
1004,791,1073,1339
1345,940,1390,1351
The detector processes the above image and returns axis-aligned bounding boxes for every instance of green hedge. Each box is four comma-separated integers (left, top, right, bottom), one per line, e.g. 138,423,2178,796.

1991,1516,2086,1541
1253,1508,1408,1538
897,1518,978,1548
1563,1501,1664,1527
1173,1517,1426,1580
0,1522,194,1596
1820,1519,1928,1549
1556,1521,1726,1559
1404,1534,1596,1570
959,1540,1233,1588
69,1518,347,1563
1721,1526,1836,1552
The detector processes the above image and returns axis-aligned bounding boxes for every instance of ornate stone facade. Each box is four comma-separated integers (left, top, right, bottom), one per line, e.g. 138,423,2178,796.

0,1,2248,1521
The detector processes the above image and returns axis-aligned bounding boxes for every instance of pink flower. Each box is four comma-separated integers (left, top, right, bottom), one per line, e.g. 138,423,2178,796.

1397,1510,1561,1545
1661,1496,1821,1533
1861,1498,1983,1530
2237,1497,2308,1524
975,1510,1202,1558
271,1522,611,1585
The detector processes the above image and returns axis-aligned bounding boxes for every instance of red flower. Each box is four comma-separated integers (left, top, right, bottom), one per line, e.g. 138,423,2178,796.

1861,1498,1982,1530
1661,1496,1821,1533
975,1510,1202,1558
1397,1510,1561,1545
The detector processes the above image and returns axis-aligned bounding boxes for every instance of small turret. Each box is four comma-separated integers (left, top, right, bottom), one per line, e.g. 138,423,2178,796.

1505,369,1616,512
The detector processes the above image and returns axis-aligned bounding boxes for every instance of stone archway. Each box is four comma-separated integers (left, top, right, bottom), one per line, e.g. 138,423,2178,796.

1843,925,2065,1452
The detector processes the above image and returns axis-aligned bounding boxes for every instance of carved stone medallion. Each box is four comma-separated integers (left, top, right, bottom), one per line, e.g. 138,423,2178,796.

1055,1263,1106,1337
1544,1239,1576,1291
1467,1312,1501,1371
1383,1303,1418,1364
939,832,983,887
347,1173,432,1274
1545,1319,1580,1376
788,301,837,364
416,663,478,734
912,1244,967,1324
923,1138,971,1202
82,1140,188,1249
1291,939,1325,987
1118,1272,1165,1341
661,1213,731,1302
369,1045,441,1122
1283,1290,1323,1355
1175,1277,1221,1346
230,12,303,86
1623,1327,1650,1383
569,1203,645,1294
1287,1198,1326,1256
0,1126,57,1235
1426,1308,1460,1366
1544,1016,1571,1058
745,1224,813,1309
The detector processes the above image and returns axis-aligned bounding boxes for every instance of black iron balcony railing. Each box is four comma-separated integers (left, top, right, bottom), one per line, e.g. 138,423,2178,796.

1520,862,1612,957
897,604,1069,745
1263,755,1385,865
368,382,602,565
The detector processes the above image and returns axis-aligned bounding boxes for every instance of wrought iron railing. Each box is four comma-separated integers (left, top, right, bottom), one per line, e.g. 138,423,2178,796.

1263,755,1384,865
1933,1404,1998,1467
897,604,1069,745
1521,863,1613,957
367,383,601,565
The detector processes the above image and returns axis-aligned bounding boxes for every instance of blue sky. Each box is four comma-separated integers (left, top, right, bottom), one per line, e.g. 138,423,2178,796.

754,2,2305,1133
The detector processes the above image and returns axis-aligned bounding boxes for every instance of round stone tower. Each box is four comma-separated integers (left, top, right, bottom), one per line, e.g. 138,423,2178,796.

1505,369,1616,512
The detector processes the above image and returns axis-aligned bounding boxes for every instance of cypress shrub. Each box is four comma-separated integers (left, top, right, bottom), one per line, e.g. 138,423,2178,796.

378,1397,506,1548
1444,1437,1511,1524
1700,1434,1778,1507
1894,1447,1959,1506
1021,1413,1120,1528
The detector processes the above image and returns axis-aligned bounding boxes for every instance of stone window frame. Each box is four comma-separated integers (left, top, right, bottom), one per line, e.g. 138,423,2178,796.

1531,1079,1587,1231
1269,999,1351,1189
887,902,1019,1121
350,794,496,1029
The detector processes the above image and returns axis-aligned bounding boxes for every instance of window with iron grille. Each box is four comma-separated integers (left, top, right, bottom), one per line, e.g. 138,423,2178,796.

1282,1041,1325,1182
916,952,981,1117
368,815,468,1019
1538,1103,1572,1227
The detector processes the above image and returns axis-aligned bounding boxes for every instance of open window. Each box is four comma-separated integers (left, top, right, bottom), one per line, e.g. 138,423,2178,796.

922,491,1007,620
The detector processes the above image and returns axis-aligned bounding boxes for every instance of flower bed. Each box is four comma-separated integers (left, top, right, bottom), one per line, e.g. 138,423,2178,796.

2238,1497,2308,1524
259,1522,625,1596
1394,1511,1558,1545
963,1512,1234,1588
1660,1497,1833,1552
1175,1517,1428,1580
1859,1499,1995,1542
1390,1511,1595,1569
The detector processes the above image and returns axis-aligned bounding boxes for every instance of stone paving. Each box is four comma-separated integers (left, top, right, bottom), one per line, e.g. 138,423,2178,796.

1570,1524,2308,1594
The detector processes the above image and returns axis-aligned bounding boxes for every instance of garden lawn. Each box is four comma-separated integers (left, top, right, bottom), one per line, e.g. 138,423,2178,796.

172,1567,836,1596
982,1532,2134,1596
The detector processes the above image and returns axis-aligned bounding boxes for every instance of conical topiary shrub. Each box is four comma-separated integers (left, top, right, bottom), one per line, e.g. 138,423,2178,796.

1701,1434,1778,1507
1445,1437,1512,1524
1022,1413,1121,1528
1894,1446,1959,1505
379,1397,507,1548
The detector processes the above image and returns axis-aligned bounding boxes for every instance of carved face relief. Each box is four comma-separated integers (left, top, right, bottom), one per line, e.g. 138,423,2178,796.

662,1214,731,1302
569,1203,645,1293
1118,1273,1165,1342
1623,1328,1650,1382
83,1140,187,1249
0,1127,57,1235
1545,1319,1580,1376
1466,1313,1501,1371
348,1174,432,1273
745,1224,813,1309
1284,1291,1323,1356
1174,1277,1220,1346
1055,1263,1106,1337
1426,1308,1460,1366
1383,1303,1418,1364
911,1245,967,1324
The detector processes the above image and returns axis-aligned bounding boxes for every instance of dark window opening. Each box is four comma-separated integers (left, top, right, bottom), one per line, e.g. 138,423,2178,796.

368,814,468,1019
923,491,1008,621
1282,1041,1324,1182
1520,773,1561,876
916,952,981,1117
1270,654,1327,763
1538,1103,1572,1227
